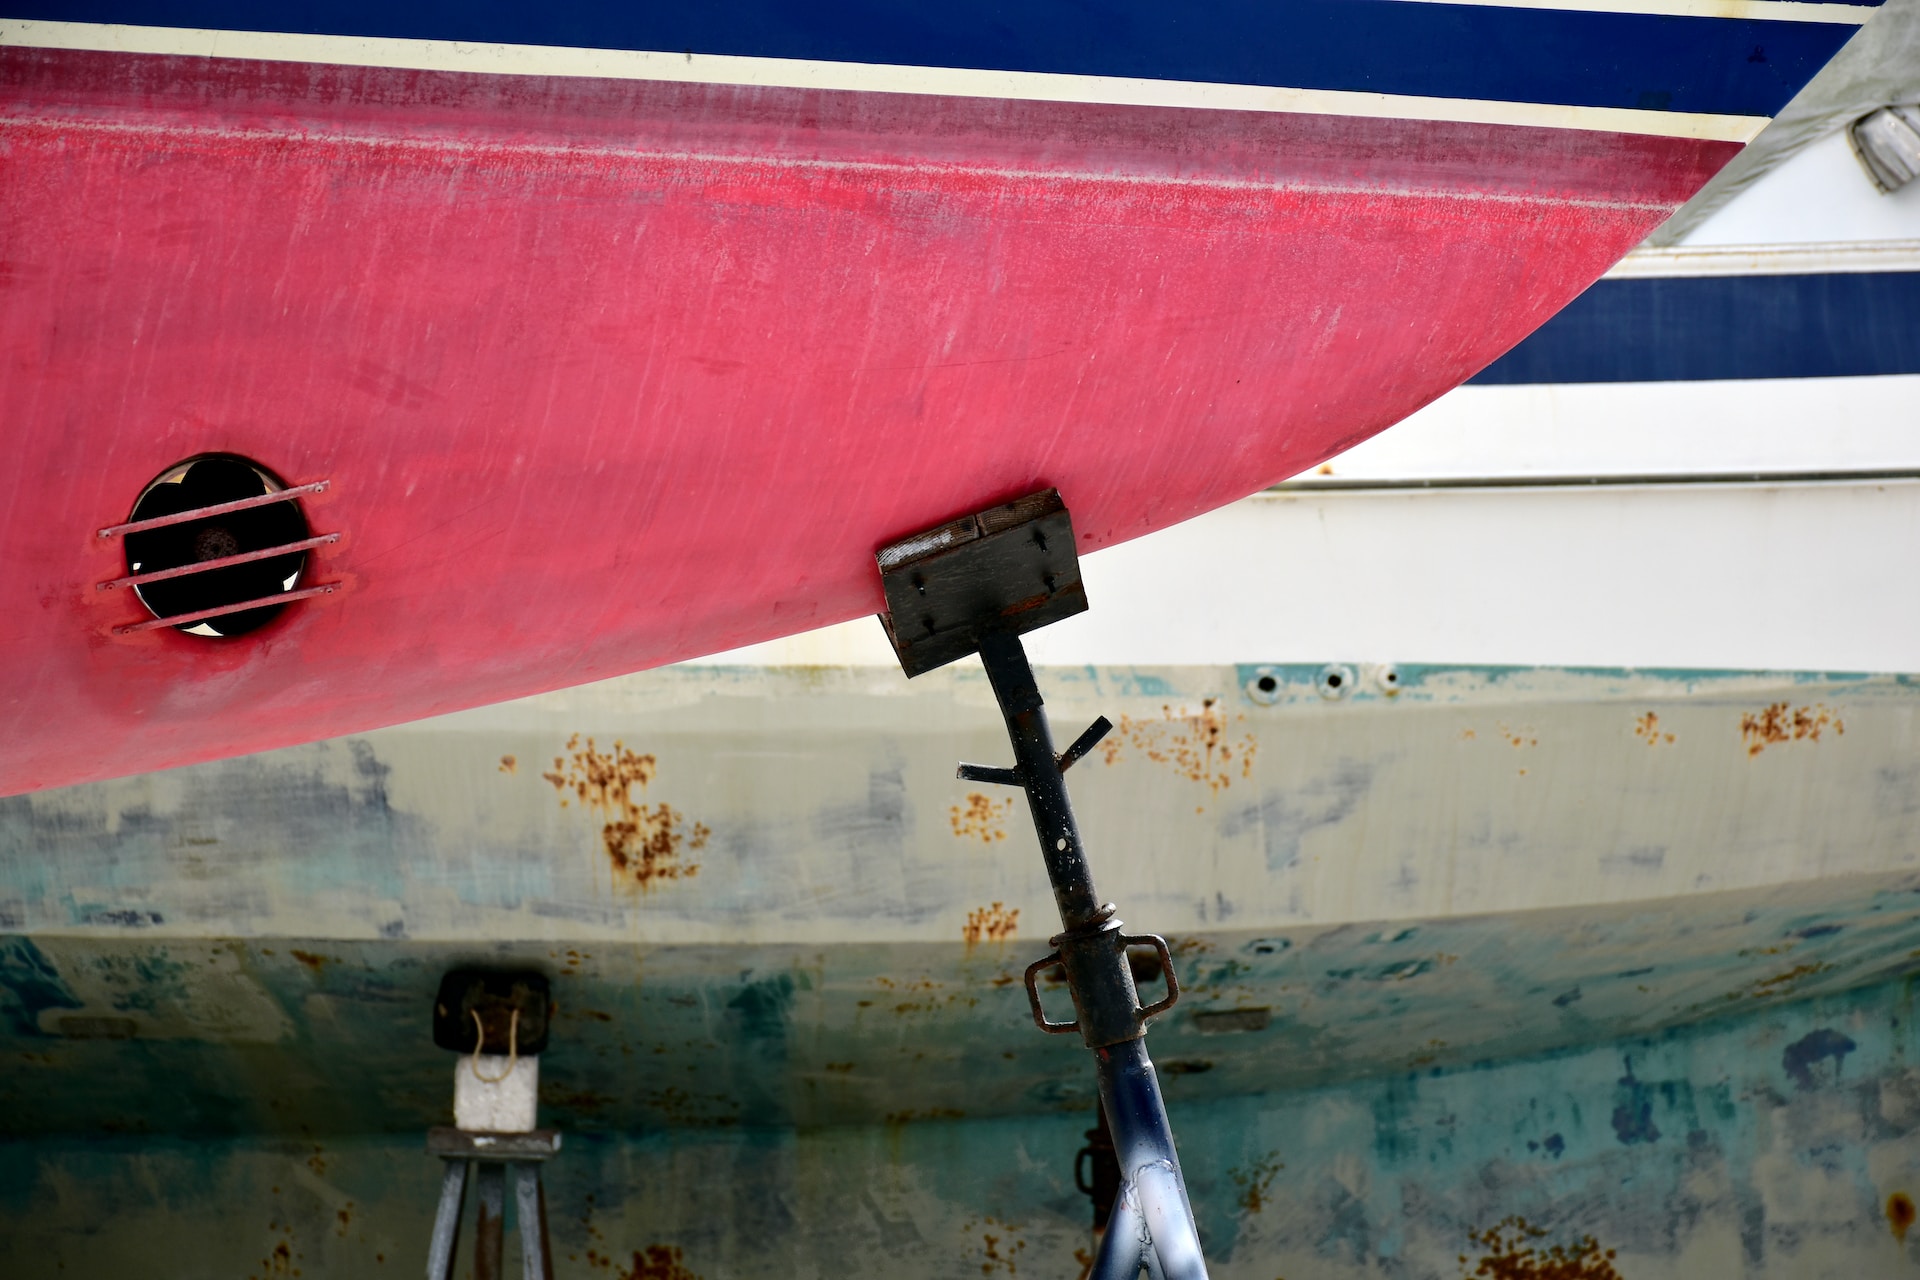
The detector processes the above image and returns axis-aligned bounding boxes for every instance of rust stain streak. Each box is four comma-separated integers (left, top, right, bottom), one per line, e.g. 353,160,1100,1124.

1633,712,1675,746
1461,1218,1620,1280
1229,1152,1283,1214
618,1244,703,1280
1747,961,1833,997
1499,724,1539,749
288,949,335,974
498,754,517,773
963,902,1020,948
1100,697,1256,801
544,735,708,889
1741,702,1844,756
965,1215,1027,1275
1889,1191,1915,1241
950,792,1014,843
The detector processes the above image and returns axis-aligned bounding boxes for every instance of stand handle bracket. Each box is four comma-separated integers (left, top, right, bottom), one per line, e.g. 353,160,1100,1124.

1023,951,1079,1034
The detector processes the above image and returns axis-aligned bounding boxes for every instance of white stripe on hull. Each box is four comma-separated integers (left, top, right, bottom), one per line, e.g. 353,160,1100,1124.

1607,239,1920,276
0,19,1770,142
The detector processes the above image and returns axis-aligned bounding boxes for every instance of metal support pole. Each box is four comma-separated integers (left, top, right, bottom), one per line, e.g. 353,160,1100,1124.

1098,1039,1203,1279
1091,1184,1147,1280
970,630,1208,1280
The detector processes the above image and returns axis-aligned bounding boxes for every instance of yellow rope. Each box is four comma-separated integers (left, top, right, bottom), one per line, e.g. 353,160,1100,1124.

469,1007,519,1083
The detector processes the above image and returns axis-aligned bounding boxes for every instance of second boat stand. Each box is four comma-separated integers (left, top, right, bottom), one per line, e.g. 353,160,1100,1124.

424,970,560,1280
876,489,1210,1280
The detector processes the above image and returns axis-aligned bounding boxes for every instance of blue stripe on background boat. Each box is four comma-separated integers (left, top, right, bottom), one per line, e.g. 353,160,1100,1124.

1473,266,1920,382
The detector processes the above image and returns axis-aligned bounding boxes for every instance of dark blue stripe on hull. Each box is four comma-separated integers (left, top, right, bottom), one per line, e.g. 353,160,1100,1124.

19,0,1861,117
1470,272,1920,384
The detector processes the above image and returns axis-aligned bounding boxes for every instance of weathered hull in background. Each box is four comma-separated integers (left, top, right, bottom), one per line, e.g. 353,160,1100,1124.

2,659,1917,1274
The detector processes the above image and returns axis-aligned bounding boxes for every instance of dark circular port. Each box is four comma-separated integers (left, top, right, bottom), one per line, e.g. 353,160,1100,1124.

1256,674,1278,694
123,456,310,637
1325,671,1343,688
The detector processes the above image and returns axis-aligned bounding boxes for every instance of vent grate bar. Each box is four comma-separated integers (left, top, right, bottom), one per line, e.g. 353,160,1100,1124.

97,480,330,539
113,583,339,635
98,534,340,592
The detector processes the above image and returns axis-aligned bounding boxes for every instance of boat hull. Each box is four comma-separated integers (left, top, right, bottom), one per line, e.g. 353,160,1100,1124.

0,46,1745,793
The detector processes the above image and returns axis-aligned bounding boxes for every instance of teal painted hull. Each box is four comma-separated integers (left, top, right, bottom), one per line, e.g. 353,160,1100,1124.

2,976,1915,1277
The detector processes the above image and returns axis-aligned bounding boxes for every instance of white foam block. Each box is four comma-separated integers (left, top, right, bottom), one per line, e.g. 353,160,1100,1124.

453,1054,539,1133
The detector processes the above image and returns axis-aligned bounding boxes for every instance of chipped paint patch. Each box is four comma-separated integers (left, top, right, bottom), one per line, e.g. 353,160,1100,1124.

1782,1027,1856,1091
1740,702,1844,756
543,735,708,889
950,793,1013,844
962,903,1019,948
1099,698,1255,799
498,755,517,773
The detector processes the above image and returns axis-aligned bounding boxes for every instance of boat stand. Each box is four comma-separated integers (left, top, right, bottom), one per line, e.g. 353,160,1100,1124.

424,970,560,1280
876,490,1210,1280
424,1128,560,1280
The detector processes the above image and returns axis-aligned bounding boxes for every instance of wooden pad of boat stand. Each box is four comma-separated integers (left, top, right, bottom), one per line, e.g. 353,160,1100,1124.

876,490,1211,1280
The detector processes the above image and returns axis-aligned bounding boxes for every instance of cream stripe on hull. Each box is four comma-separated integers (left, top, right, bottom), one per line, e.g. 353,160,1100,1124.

0,19,1771,142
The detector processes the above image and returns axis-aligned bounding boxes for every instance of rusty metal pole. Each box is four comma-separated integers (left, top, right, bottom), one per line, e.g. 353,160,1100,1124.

874,490,1208,1278
972,631,1207,1280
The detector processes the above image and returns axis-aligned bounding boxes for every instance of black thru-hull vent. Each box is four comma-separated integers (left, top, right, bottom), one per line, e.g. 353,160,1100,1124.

98,455,338,637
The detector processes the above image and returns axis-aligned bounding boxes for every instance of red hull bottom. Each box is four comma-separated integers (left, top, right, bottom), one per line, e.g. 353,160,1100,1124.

0,49,1735,793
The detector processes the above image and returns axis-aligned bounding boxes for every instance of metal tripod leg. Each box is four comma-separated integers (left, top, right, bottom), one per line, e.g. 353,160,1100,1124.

426,1160,469,1280
515,1163,556,1280
423,1131,560,1280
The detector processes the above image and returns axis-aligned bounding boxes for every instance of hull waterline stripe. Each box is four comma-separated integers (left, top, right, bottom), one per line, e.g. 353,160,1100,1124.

0,21,1769,142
